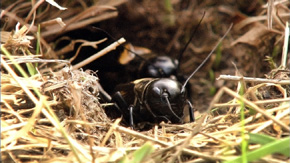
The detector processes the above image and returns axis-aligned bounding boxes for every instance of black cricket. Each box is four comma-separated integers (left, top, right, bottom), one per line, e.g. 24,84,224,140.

110,78,193,126
96,12,206,99
98,13,204,128
102,20,233,129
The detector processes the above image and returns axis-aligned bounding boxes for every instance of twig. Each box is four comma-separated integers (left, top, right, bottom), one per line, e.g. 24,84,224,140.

281,21,289,68
222,87,290,131
1,122,28,132
252,108,289,133
267,0,274,29
72,38,126,70
234,13,290,31
114,124,227,161
168,114,206,163
213,98,290,108
100,119,121,147
4,58,70,64
25,0,45,23
41,12,118,37
221,105,289,134
217,75,290,85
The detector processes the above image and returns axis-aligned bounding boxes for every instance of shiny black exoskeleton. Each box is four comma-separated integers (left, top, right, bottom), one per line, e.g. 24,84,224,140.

135,55,178,78
102,22,233,129
123,50,192,100
106,78,194,128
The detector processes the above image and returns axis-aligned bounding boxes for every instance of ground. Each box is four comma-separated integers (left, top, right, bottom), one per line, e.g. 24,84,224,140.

1,0,290,162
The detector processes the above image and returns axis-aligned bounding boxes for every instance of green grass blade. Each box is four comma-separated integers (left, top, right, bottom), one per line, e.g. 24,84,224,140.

119,142,154,163
224,137,290,163
249,133,290,156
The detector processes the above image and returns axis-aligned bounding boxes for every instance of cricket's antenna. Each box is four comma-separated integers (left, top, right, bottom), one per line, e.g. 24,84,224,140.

176,11,206,71
181,23,233,93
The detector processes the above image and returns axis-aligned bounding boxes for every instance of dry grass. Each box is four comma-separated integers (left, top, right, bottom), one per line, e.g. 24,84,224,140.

1,0,290,162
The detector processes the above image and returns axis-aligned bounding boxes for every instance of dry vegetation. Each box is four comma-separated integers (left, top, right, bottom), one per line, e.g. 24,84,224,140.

1,0,290,162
